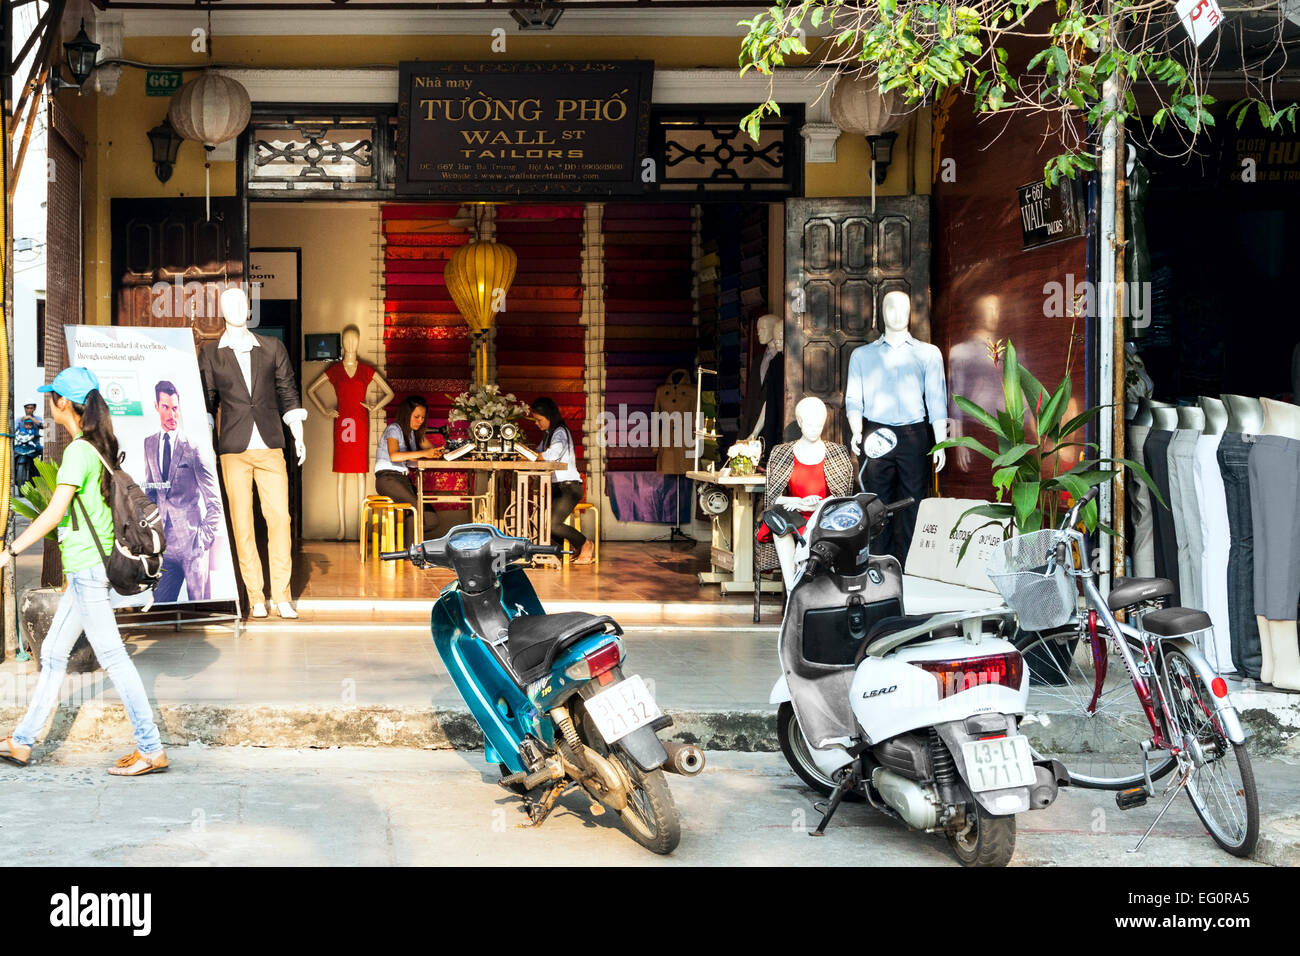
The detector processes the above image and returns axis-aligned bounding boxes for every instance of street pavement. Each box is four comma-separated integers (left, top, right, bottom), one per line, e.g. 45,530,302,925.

1,746,1296,867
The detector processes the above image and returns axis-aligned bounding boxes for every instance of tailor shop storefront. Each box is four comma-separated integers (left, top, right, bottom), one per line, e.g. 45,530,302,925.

52,6,949,612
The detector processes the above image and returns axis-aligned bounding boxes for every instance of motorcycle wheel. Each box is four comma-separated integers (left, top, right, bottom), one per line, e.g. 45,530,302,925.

574,703,681,855
946,803,1016,868
776,702,863,802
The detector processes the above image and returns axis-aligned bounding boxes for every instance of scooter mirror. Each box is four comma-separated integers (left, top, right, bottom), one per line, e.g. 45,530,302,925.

762,511,791,536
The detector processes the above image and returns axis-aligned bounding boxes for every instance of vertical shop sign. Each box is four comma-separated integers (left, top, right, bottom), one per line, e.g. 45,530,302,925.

65,325,239,607
396,61,654,196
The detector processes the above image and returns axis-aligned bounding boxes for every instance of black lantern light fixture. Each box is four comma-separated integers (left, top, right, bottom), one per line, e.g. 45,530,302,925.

511,2,564,30
50,19,101,90
865,131,898,185
147,117,184,183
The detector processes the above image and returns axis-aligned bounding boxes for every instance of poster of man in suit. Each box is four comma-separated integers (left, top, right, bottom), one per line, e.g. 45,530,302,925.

65,325,238,605
145,380,224,601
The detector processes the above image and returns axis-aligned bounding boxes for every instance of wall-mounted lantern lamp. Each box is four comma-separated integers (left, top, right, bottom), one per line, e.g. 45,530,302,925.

511,2,564,29
147,118,184,183
49,19,101,91
865,131,898,185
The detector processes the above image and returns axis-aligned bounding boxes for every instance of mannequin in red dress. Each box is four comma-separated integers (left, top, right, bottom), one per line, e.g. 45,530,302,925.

306,326,395,539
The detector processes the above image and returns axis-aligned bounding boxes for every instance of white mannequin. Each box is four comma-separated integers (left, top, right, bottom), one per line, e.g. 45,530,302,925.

218,288,308,466
773,397,830,588
217,287,308,620
1256,398,1300,690
1198,396,1227,436
306,326,395,540
848,291,949,468
747,314,784,442
1176,406,1205,431
1223,394,1264,434
1149,401,1179,430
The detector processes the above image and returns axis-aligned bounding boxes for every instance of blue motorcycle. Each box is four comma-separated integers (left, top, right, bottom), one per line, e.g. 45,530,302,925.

383,524,703,854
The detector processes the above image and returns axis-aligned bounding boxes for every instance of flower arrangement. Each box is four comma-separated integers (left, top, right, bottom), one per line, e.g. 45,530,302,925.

724,439,763,477
446,384,530,425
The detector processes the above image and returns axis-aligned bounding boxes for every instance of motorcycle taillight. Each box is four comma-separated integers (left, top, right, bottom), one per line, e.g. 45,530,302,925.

565,638,623,681
916,652,1024,700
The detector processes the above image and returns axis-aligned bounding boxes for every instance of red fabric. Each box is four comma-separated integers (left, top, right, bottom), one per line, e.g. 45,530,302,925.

325,362,376,474
756,457,831,543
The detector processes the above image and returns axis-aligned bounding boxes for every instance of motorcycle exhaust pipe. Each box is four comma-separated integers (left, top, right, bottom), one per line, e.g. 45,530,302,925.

661,741,706,776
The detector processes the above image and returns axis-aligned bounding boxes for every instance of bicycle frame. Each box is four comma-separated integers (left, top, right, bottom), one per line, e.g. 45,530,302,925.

1046,509,1247,760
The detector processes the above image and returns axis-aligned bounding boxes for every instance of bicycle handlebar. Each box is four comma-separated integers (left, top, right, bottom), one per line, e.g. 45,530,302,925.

1061,484,1103,531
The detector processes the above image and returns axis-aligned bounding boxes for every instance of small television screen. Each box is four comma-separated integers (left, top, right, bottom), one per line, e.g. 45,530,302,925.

304,333,341,361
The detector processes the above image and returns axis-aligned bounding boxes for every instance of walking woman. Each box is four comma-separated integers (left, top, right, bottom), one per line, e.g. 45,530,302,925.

529,397,594,565
0,368,168,776
374,395,440,543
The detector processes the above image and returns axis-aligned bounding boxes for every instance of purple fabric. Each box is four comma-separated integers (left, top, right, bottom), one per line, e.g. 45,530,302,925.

607,472,693,523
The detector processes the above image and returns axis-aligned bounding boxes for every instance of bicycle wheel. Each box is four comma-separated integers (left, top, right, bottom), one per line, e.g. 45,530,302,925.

1163,650,1259,856
1015,625,1176,789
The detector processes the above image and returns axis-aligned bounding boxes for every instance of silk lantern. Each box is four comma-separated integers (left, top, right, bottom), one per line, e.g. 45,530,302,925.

167,71,252,218
444,239,518,385
829,72,910,210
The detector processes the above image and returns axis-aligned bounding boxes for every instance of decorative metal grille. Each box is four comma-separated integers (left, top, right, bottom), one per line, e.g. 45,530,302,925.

651,106,802,196
246,112,395,195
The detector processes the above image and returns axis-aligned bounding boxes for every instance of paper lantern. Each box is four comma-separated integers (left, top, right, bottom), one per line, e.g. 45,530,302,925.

444,240,518,383
829,72,909,137
168,71,251,148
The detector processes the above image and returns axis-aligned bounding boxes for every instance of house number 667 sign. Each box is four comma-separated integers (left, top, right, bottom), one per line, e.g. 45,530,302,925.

1175,0,1224,47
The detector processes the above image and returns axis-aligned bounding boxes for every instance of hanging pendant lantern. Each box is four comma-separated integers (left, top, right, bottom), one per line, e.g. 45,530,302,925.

830,72,912,212
444,239,517,385
167,71,251,219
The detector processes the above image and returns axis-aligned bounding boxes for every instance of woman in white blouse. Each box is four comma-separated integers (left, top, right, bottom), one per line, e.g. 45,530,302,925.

529,397,593,565
374,395,440,543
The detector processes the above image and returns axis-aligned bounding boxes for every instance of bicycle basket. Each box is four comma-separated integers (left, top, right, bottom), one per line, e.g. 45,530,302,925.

985,528,1080,632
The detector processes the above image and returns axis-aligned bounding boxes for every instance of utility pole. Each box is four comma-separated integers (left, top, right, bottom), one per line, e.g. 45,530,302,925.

2,0,16,659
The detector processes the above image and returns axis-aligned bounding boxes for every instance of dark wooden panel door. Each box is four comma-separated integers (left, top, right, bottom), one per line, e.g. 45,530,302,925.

111,198,245,352
784,196,932,446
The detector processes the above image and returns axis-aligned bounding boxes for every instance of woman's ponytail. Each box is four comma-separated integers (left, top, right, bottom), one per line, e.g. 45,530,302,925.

74,389,121,503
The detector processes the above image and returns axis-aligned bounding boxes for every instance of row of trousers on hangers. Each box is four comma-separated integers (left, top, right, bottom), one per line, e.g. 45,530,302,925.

1128,425,1300,680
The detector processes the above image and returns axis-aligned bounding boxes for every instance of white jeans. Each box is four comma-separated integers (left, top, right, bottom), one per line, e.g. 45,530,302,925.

1193,433,1233,673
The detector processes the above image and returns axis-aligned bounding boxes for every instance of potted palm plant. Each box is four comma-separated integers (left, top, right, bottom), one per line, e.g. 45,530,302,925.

933,339,1164,560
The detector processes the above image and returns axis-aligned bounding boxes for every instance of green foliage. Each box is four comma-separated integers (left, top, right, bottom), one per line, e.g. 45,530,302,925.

10,458,61,541
931,341,1164,561
738,0,1296,185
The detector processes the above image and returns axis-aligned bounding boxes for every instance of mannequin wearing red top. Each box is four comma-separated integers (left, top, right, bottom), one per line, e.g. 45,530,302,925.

306,326,395,539
760,397,855,588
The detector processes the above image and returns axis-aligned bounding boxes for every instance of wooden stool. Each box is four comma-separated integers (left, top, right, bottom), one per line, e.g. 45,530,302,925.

360,496,417,559
565,501,601,566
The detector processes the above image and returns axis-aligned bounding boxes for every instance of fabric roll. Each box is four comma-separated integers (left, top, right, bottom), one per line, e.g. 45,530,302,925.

1192,432,1233,671
1126,423,1156,578
1247,435,1300,621
1216,433,1263,677
1143,430,1180,604
1167,429,1204,611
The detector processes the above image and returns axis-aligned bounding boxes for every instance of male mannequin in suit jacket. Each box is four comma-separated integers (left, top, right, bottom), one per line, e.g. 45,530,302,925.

198,287,308,620
144,379,223,602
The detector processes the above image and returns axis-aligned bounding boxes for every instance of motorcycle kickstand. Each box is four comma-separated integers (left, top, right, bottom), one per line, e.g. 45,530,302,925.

520,780,573,828
811,770,857,837
1129,764,1192,854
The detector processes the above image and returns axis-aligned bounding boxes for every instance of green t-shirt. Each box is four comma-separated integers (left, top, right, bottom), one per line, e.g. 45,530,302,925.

57,437,115,574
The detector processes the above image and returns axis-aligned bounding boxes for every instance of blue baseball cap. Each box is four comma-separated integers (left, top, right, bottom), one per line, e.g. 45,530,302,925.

38,367,101,404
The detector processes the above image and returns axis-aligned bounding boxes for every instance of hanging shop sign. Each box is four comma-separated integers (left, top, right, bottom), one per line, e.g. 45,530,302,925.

396,60,654,197
1017,177,1085,250
1228,130,1300,185
65,325,240,608
1175,0,1224,47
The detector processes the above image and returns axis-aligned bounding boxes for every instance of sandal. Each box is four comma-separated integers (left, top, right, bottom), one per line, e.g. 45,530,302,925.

108,750,170,777
0,737,31,767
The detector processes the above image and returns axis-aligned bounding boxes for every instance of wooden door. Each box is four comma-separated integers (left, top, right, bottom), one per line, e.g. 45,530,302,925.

783,196,932,446
112,198,245,351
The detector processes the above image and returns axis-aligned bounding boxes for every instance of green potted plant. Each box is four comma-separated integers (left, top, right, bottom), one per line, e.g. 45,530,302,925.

933,339,1164,561
10,459,98,671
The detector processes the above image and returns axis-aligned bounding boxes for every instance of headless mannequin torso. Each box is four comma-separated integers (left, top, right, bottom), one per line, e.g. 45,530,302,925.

1198,397,1227,436
1176,406,1206,432
1255,397,1300,690
306,326,395,540
1223,394,1264,434
1149,402,1179,430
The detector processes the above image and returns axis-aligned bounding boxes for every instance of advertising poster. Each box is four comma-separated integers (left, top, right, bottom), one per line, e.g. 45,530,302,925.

65,325,238,606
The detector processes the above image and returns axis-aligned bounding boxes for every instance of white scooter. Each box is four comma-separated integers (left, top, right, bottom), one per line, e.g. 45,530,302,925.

765,481,1067,866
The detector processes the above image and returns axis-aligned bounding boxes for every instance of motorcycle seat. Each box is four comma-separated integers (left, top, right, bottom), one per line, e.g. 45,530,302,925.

507,612,621,685
1108,576,1174,611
